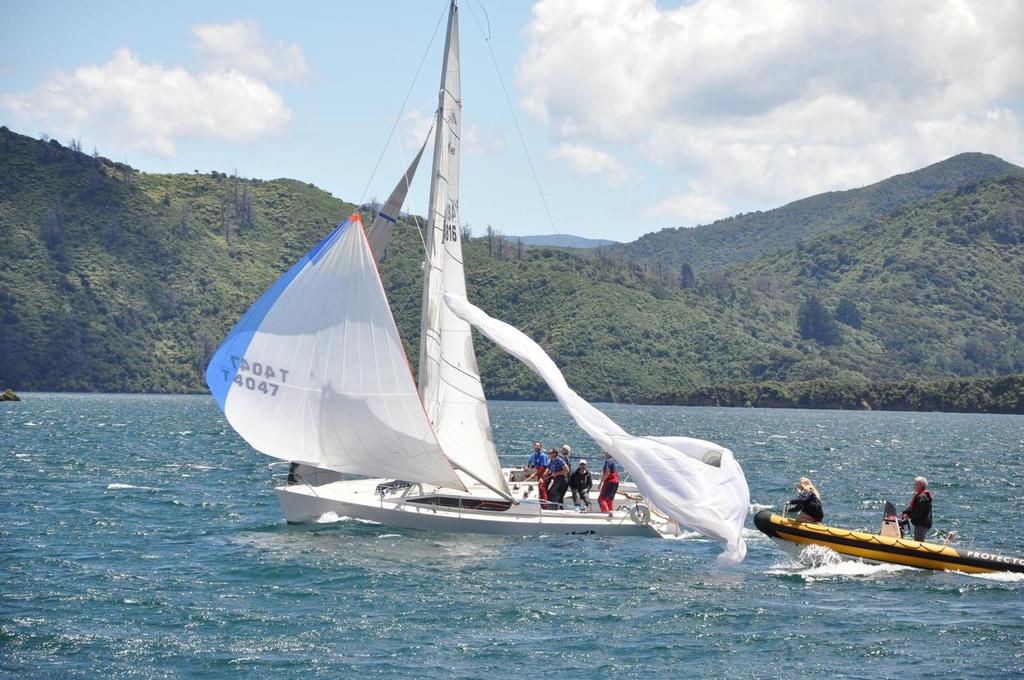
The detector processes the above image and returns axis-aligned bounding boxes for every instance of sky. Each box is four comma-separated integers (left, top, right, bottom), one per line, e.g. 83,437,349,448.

2,0,1023,243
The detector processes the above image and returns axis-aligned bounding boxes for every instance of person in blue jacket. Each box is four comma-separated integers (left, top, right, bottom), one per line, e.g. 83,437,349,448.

525,441,545,475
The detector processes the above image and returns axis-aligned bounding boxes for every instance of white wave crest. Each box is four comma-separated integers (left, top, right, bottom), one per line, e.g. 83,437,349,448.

663,530,702,541
106,483,158,491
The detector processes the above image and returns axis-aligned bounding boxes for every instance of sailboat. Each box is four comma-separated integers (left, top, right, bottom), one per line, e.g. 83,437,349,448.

207,1,750,561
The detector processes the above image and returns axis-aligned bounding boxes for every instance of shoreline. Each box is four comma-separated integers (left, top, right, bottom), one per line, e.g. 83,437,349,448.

8,373,1023,415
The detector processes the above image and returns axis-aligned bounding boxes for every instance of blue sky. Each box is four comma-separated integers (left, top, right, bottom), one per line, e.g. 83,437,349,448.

3,1,1023,242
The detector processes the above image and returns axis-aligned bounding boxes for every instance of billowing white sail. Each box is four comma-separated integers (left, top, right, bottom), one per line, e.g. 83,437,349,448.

445,294,751,565
418,3,509,498
366,135,428,263
205,215,464,490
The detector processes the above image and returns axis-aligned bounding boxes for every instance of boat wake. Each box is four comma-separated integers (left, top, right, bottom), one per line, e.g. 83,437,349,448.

966,570,1024,582
314,511,381,525
768,544,912,581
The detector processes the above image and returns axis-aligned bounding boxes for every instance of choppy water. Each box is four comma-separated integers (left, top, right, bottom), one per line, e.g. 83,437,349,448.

2,394,1023,678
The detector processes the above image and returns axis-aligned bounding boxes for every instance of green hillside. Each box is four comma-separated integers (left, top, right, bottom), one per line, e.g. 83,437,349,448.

614,153,1020,271
726,172,1024,380
2,125,1023,404
0,126,355,391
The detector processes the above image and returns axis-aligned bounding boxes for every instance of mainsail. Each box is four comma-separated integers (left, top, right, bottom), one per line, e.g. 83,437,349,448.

418,2,509,497
445,294,751,565
205,215,464,490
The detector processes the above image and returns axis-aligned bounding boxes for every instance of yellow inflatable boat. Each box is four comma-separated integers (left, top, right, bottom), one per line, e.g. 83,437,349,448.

753,509,1024,574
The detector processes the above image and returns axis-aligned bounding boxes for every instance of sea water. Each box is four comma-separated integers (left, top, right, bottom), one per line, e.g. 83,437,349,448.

2,394,1022,678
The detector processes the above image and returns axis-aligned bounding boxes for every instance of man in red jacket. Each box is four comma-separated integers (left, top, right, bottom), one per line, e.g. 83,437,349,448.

902,476,933,542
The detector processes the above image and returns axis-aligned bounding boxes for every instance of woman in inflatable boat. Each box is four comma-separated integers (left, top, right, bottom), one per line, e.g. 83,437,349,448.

786,477,824,523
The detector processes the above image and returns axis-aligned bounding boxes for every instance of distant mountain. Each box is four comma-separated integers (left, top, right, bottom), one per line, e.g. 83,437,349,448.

2,125,1023,401
506,234,617,248
614,153,1022,270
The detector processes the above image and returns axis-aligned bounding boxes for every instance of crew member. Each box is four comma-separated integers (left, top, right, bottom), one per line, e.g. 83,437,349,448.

533,447,549,506
902,476,933,542
598,451,620,514
545,448,569,509
569,459,593,510
560,444,572,467
786,477,824,522
525,441,545,474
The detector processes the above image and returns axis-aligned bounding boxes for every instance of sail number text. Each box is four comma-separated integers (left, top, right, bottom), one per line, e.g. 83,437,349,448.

442,200,459,243
222,355,289,397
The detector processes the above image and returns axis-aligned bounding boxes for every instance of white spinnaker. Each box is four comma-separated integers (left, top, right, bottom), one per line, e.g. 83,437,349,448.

445,294,750,566
418,3,508,497
215,217,464,490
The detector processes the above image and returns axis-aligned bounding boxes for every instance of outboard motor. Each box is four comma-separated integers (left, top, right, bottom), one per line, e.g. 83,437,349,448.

880,500,902,538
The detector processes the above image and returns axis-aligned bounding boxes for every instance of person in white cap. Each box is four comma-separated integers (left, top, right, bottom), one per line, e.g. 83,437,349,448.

560,444,572,467
568,459,593,511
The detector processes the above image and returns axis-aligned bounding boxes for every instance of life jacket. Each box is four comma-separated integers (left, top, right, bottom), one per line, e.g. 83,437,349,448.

909,489,932,509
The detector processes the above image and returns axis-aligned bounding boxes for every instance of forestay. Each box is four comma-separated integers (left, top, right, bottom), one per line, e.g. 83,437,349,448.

445,294,751,565
418,3,508,497
205,215,464,490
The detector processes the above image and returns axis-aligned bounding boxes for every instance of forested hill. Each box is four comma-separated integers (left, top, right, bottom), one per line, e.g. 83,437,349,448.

507,234,617,248
613,153,1020,271
1,125,1023,403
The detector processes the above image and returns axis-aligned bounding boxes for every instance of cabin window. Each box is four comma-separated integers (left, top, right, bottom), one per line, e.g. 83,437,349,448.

407,496,512,512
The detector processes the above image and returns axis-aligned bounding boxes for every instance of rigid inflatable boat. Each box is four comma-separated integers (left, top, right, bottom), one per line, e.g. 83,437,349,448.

754,510,1024,574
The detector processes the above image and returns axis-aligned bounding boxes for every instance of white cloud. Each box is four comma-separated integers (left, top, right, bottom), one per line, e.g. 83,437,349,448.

464,124,505,156
192,20,309,81
520,0,1024,220
550,142,635,186
399,108,434,151
0,21,307,157
399,111,504,158
646,182,730,223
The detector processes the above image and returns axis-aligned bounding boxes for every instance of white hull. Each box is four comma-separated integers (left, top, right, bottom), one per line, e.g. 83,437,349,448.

274,472,673,538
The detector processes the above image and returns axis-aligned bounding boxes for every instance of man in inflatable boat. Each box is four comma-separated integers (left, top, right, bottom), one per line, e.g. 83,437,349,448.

901,476,933,541
757,474,1024,573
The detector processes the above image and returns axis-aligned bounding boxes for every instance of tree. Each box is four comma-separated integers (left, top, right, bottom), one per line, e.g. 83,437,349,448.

834,298,863,329
679,262,695,289
798,295,841,345
460,222,472,240
40,209,64,248
485,225,495,256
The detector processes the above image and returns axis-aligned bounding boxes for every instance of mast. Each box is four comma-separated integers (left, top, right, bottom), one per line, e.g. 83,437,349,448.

417,0,511,499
